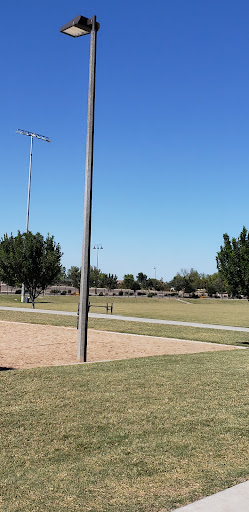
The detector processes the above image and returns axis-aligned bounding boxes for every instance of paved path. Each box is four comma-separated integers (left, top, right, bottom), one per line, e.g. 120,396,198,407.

1,306,249,333
172,480,249,511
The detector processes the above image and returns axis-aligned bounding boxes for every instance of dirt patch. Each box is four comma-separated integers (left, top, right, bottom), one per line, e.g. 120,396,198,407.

0,320,240,369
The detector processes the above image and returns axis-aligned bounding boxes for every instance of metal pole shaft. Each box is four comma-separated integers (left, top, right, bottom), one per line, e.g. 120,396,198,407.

26,135,33,232
21,135,33,303
78,17,97,362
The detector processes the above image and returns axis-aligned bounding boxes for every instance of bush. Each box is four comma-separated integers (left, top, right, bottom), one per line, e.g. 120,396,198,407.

99,292,103,296
119,290,123,296
67,289,71,294
51,289,60,295
15,289,21,294
148,292,157,298
60,291,66,295
137,291,146,296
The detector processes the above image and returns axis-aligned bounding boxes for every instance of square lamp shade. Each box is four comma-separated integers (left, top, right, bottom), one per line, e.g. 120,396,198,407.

60,15,99,37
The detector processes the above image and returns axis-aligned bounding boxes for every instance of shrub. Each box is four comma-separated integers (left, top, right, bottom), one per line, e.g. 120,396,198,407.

99,292,103,296
15,289,21,294
137,291,146,296
119,290,123,296
67,289,71,294
60,291,66,295
148,292,156,298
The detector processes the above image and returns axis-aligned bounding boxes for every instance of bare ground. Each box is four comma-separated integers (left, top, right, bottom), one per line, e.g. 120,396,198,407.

0,320,240,370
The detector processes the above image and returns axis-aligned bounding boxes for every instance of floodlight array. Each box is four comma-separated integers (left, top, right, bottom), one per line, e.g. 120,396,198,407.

17,129,50,143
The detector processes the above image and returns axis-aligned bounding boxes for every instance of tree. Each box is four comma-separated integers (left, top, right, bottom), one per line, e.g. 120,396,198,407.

0,231,62,308
169,269,204,294
67,266,81,292
57,266,67,285
205,273,226,297
149,278,165,291
169,272,185,292
122,274,136,290
130,280,141,294
216,226,249,297
105,274,118,291
136,272,148,289
89,266,99,288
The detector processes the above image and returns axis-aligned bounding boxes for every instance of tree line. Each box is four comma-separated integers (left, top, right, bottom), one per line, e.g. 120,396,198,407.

1,227,249,307
57,226,249,298
57,266,226,297
60,265,118,292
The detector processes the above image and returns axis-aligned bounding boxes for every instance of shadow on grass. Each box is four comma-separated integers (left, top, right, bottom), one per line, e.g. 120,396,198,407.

241,342,249,346
0,366,14,371
36,301,53,304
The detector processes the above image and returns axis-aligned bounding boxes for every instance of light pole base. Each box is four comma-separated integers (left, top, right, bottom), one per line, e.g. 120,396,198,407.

21,283,25,303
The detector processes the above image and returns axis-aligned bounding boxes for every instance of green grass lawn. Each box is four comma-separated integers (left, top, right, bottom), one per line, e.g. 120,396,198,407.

1,295,249,346
1,309,249,347
1,350,249,512
1,294,249,327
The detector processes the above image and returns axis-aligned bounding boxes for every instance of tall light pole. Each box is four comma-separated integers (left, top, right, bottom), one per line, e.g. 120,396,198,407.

154,266,157,280
17,129,50,302
93,244,103,270
60,15,100,362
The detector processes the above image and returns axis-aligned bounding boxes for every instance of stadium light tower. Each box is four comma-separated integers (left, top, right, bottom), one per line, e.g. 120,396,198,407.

60,14,100,363
93,244,103,270
17,129,50,302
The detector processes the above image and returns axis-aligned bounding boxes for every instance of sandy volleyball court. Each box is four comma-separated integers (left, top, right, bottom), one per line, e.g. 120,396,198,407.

0,320,240,369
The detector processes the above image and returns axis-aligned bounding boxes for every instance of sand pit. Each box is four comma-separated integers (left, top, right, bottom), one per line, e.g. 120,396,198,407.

0,320,241,370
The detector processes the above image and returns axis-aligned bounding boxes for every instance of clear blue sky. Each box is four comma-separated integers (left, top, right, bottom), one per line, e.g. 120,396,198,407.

1,0,249,281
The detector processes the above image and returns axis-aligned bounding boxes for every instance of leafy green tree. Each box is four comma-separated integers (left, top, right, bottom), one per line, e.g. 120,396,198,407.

183,276,195,294
131,280,141,294
121,275,140,294
105,273,118,291
57,266,67,285
169,272,185,291
136,272,148,289
170,269,204,294
216,226,249,297
89,268,117,291
89,266,101,288
98,272,108,288
122,274,136,289
67,266,81,292
0,231,62,308
205,273,226,296
146,278,154,289
187,269,206,290
150,278,165,291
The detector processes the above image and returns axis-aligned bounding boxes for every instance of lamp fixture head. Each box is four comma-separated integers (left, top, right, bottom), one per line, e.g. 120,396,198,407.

60,15,100,37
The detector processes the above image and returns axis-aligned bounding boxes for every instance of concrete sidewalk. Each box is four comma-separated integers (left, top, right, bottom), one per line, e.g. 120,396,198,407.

1,306,249,333
172,480,249,511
